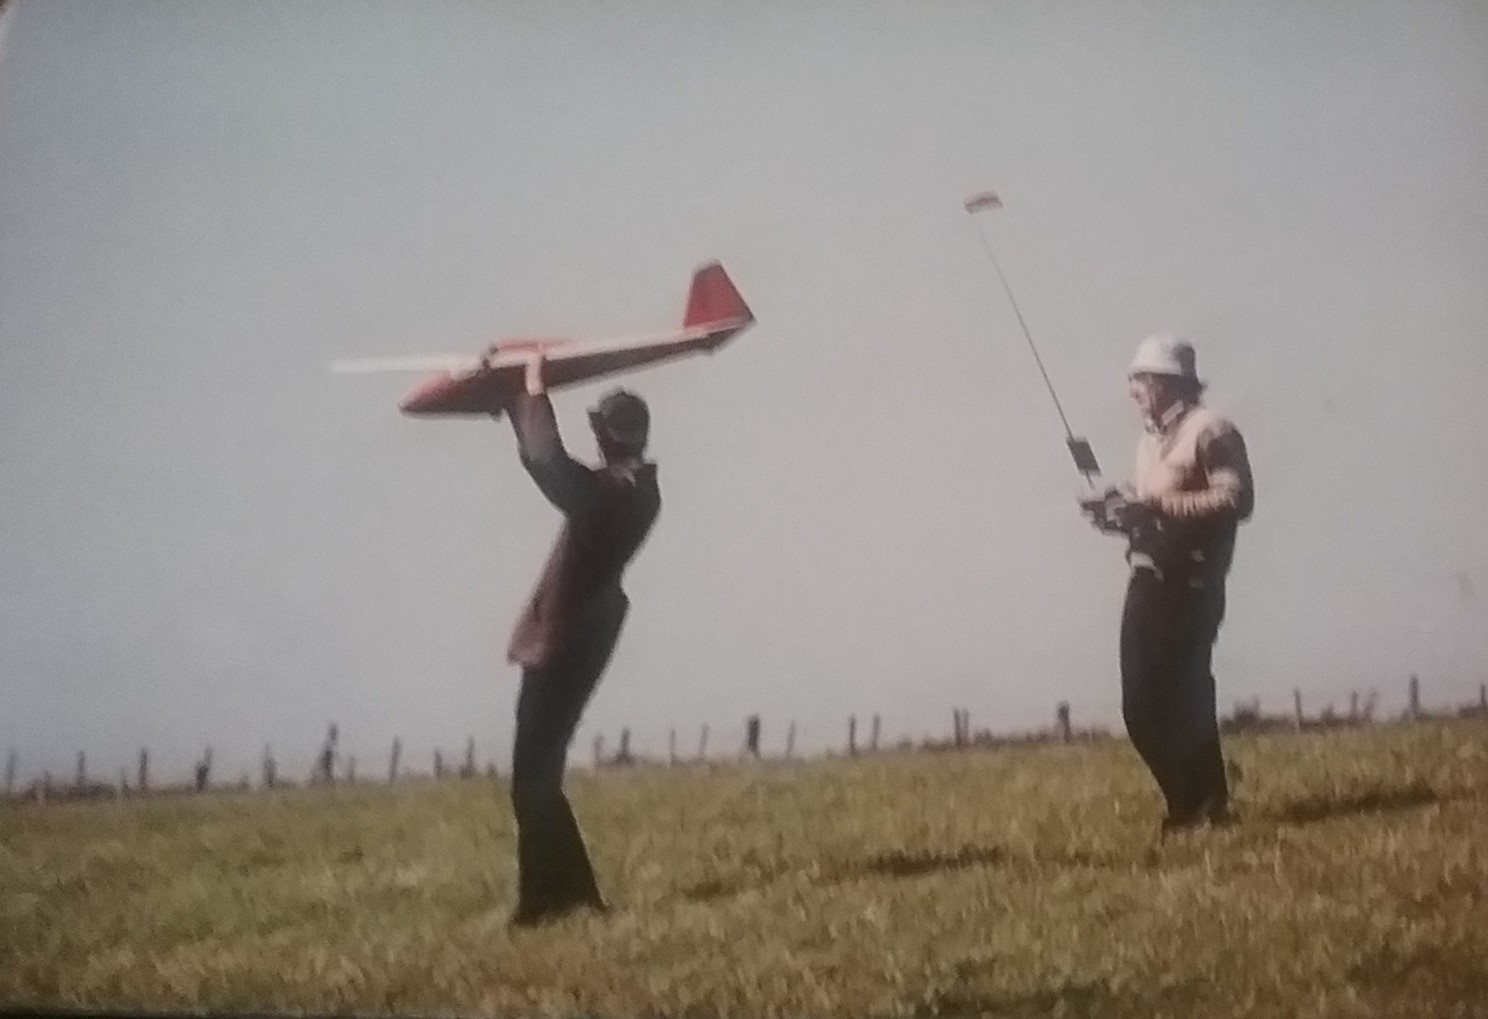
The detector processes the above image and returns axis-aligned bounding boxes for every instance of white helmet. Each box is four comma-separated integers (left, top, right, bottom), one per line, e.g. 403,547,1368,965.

1128,332,1201,384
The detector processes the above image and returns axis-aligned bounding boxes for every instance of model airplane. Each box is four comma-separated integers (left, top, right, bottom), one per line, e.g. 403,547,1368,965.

330,261,754,416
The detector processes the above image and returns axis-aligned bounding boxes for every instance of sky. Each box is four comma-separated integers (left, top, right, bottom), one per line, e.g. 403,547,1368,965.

1,0,1485,786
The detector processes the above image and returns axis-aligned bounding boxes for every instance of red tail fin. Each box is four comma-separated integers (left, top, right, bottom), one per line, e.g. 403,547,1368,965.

683,261,752,329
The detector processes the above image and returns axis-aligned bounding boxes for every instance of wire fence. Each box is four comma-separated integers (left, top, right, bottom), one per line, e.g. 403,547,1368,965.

5,679,1485,807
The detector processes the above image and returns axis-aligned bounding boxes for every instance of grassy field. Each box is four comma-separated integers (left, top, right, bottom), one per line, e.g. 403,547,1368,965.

3,719,1487,1019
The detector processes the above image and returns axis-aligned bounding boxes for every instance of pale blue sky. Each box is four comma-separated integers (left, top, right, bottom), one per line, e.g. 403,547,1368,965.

2,0,1485,784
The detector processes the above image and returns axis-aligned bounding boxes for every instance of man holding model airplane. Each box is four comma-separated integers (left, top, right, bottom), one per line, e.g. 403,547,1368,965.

498,351,660,926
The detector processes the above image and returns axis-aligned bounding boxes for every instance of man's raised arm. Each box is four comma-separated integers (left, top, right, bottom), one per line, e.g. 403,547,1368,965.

504,353,597,517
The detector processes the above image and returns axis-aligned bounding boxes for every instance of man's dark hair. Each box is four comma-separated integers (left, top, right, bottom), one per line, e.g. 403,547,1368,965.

589,388,649,458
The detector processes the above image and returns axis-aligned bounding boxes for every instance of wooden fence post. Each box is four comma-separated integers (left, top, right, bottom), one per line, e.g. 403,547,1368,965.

847,714,858,757
463,736,476,779
744,715,761,758
75,751,87,790
263,745,277,789
870,714,881,752
194,747,213,793
785,722,796,761
1056,701,1072,743
617,728,632,765
138,748,150,793
388,738,402,784
433,749,445,780
668,728,677,766
1293,689,1304,729
1408,674,1421,720
697,724,709,761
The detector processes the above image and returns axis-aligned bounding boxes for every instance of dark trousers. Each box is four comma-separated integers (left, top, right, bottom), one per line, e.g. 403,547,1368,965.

1119,568,1230,823
509,597,627,922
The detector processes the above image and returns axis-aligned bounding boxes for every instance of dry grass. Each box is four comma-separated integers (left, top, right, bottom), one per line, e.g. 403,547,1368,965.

3,719,1487,1018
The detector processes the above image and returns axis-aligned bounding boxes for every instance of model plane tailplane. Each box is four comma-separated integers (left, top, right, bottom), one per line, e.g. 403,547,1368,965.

683,261,752,330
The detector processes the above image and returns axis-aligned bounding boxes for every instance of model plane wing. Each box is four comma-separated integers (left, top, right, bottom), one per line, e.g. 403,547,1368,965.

330,261,753,417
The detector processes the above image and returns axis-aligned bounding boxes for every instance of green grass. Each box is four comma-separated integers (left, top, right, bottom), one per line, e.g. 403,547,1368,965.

3,720,1487,1018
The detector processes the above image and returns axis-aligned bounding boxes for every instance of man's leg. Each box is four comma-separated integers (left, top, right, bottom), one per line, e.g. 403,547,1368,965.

510,664,602,923
1166,586,1230,825
1120,571,1185,818
508,601,627,923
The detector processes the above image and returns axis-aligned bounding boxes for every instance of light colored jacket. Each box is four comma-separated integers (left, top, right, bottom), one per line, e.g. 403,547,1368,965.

1128,400,1254,582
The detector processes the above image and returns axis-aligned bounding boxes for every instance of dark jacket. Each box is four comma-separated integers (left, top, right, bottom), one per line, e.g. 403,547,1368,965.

506,393,661,668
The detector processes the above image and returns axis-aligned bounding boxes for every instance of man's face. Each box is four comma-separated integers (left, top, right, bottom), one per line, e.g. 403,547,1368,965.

1128,372,1178,419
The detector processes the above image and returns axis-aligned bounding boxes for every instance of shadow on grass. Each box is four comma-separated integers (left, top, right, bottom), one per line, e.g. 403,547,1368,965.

829,844,1119,883
913,978,1198,1019
1348,942,1488,1006
681,844,1120,901
1269,780,1440,826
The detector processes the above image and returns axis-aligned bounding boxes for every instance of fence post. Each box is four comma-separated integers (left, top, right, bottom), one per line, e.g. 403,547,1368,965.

870,714,881,752
698,724,709,761
1056,701,1072,743
1349,692,1359,723
668,728,677,766
744,715,761,759
388,738,402,784
138,748,149,793
847,714,858,757
1408,674,1421,720
194,747,213,793
463,737,476,779
785,722,796,761
433,749,445,780
75,751,87,790
263,745,277,789
1293,689,1304,729
618,728,632,765
4,750,15,797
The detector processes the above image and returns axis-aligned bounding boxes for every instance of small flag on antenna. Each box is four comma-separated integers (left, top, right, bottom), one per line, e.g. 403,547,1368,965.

963,191,1003,213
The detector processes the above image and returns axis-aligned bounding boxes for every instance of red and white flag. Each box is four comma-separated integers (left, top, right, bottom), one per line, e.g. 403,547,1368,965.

963,191,1003,213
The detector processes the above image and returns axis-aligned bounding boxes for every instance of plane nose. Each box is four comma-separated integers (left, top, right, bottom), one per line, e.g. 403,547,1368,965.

399,374,462,416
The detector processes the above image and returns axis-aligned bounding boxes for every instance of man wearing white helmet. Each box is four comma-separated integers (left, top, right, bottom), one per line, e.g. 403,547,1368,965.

1081,334,1254,833
497,352,661,925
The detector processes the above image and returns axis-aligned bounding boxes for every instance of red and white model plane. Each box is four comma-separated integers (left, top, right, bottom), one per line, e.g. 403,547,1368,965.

330,261,754,416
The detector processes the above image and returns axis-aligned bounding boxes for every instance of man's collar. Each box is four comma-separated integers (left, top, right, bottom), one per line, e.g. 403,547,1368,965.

1144,398,1197,436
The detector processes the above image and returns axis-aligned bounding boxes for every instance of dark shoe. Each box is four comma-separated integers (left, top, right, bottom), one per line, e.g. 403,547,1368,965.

1206,804,1237,828
509,898,608,930
1159,813,1202,839
1199,794,1235,827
